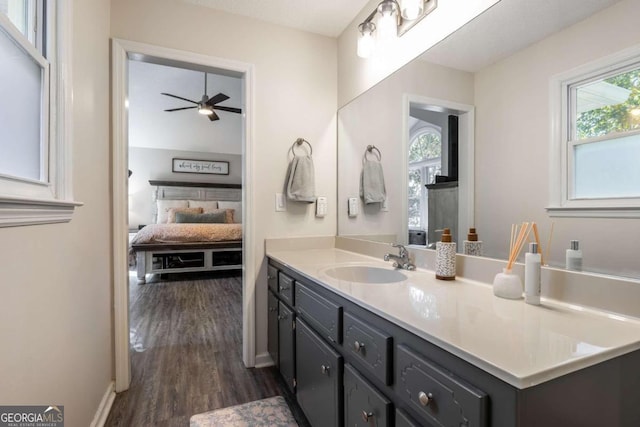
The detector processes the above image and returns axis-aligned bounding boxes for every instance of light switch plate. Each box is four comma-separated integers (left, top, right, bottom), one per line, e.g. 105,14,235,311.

275,193,286,212
381,198,389,212
316,196,327,217
348,197,359,217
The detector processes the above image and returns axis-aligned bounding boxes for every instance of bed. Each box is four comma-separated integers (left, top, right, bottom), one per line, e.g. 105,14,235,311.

130,180,243,284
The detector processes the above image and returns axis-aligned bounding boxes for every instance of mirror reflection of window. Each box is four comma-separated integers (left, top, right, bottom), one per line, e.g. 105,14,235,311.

408,125,442,230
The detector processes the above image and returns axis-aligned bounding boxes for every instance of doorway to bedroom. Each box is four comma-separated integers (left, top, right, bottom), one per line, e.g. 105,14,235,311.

111,40,259,420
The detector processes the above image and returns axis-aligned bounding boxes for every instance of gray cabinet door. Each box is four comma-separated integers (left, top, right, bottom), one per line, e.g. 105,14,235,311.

268,265,278,292
296,318,343,427
267,289,279,368
279,301,296,392
344,364,392,427
344,312,393,385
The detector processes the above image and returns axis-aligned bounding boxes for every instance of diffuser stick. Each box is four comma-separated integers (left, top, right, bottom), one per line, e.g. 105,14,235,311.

545,222,555,266
507,222,532,270
532,222,544,266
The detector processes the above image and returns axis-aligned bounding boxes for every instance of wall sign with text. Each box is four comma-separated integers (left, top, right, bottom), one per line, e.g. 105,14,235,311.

172,158,229,175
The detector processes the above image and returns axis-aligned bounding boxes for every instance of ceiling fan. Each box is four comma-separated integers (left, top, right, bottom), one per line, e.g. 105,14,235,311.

161,73,242,122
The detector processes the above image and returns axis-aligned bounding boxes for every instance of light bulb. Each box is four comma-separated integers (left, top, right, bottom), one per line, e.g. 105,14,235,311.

357,21,376,58
198,104,213,115
376,0,398,44
400,0,423,20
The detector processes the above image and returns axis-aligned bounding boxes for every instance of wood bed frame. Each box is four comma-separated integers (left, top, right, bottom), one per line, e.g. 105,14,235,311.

132,180,242,284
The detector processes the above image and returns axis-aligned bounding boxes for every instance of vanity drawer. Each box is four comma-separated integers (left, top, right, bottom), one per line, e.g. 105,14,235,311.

395,409,420,427
396,345,488,427
344,363,391,427
344,312,392,385
296,282,342,343
278,272,295,306
267,265,278,292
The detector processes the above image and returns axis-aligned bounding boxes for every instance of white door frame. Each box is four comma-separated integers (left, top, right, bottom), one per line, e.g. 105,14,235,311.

111,38,256,392
401,94,475,245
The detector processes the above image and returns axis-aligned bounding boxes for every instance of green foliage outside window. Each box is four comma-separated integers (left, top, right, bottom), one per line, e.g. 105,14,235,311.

576,68,640,139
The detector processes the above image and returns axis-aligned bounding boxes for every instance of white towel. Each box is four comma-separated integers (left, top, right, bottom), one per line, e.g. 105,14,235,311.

360,159,386,204
286,155,316,203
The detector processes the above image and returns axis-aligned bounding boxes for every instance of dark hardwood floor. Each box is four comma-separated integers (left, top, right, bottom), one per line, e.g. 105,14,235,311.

105,271,305,427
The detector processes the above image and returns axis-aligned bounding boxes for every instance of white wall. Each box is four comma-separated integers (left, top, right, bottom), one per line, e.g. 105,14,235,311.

337,0,498,107
474,0,640,277
111,0,337,359
338,59,473,239
128,147,242,228
0,0,113,426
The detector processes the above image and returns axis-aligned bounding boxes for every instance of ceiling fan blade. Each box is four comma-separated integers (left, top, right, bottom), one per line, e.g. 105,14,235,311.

206,93,230,106
208,111,220,122
164,106,198,112
213,105,242,114
161,93,199,104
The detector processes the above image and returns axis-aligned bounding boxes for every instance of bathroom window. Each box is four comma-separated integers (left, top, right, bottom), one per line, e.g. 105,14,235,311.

408,127,441,229
549,46,640,217
0,0,78,226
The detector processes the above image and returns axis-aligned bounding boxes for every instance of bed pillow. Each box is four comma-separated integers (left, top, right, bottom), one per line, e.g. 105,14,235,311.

188,200,218,211
156,200,188,223
167,207,203,223
218,201,242,223
175,211,227,224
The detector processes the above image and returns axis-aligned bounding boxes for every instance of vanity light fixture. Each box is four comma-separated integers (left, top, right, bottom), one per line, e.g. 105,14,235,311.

356,0,437,59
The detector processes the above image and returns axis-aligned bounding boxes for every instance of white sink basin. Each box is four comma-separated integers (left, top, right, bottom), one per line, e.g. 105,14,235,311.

323,265,407,284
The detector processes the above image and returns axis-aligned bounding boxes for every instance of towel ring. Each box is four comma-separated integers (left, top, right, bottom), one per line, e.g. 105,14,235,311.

290,138,312,157
364,145,381,161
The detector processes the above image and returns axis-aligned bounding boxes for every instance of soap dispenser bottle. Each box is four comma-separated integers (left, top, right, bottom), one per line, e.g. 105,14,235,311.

435,228,456,280
566,240,583,271
463,227,483,256
524,242,541,305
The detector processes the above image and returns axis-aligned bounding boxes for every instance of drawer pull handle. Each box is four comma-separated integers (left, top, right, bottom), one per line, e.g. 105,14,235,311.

361,411,374,422
269,307,277,312
280,285,290,291
267,275,275,280
418,391,434,407
278,314,288,320
321,364,330,375
354,340,365,352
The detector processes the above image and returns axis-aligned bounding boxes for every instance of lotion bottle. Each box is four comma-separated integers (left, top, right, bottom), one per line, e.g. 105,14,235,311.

463,227,483,256
566,240,583,271
435,228,456,280
524,242,541,305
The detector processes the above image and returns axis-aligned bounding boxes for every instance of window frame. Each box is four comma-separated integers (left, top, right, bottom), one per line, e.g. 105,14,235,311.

548,44,640,218
0,0,80,227
408,124,442,230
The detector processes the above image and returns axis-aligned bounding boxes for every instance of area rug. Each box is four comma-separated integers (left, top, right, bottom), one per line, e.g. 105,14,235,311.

190,396,298,427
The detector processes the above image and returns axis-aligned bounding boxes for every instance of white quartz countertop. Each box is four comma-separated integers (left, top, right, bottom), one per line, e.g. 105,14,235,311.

267,248,640,389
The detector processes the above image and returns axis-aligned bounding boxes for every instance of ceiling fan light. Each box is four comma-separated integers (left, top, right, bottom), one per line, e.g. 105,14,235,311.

400,0,423,20
198,104,213,115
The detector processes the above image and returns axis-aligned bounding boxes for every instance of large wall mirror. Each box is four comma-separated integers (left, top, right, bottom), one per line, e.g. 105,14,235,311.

337,0,640,279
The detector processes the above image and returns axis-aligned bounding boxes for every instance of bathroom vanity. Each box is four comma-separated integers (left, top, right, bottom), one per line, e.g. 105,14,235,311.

266,247,640,427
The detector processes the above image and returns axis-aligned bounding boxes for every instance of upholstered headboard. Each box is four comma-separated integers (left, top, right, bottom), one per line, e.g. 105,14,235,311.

150,180,242,223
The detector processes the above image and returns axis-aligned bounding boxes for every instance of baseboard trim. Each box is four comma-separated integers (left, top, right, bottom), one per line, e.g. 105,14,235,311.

254,352,275,368
90,381,116,427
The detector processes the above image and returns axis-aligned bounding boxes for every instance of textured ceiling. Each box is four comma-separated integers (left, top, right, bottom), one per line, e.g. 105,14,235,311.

181,0,370,37
420,0,622,72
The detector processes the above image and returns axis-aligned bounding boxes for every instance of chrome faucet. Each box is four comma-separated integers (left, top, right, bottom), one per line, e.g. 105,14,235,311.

384,244,415,270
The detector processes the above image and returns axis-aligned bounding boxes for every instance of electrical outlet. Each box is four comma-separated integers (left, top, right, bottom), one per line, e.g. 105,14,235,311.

275,193,286,212
348,197,359,217
381,198,389,212
316,196,327,217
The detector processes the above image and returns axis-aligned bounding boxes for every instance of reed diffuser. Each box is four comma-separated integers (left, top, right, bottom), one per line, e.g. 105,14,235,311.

493,222,532,299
